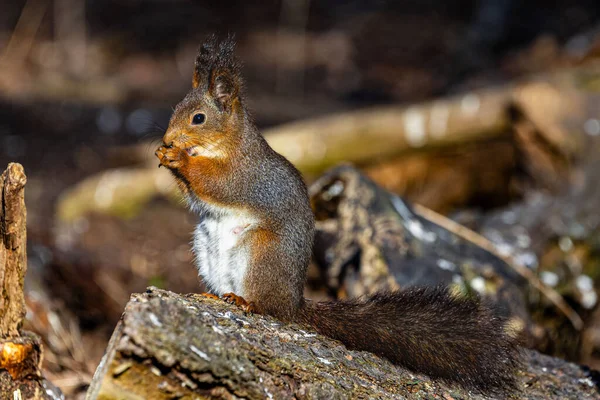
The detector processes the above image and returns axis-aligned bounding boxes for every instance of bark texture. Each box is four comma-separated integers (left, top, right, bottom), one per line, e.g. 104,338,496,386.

0,163,61,400
0,162,27,337
88,288,600,400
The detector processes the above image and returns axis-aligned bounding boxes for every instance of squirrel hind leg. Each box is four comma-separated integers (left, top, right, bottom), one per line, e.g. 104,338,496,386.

221,293,258,314
242,228,309,322
222,292,248,306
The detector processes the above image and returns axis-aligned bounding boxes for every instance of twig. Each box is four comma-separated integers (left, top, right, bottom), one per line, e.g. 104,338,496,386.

413,203,584,331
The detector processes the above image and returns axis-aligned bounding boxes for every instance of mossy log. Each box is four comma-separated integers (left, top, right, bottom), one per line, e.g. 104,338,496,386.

88,288,600,400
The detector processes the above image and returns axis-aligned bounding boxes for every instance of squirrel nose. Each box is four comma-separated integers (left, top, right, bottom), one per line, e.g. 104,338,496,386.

162,129,178,147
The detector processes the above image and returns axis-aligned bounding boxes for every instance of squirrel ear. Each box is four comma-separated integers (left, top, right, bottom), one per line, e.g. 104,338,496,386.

192,35,242,110
210,73,237,109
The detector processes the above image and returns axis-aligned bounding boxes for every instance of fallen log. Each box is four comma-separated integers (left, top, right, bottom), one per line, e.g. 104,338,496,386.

54,63,600,223
88,287,600,399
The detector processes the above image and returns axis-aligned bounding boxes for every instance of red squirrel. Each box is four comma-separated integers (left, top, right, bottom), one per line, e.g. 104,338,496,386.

155,35,519,393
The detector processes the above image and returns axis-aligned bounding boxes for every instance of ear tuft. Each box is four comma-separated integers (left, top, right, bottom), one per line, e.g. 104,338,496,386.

192,34,243,109
192,34,218,89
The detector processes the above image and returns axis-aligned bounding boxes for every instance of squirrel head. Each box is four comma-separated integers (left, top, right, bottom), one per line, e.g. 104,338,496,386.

163,35,245,157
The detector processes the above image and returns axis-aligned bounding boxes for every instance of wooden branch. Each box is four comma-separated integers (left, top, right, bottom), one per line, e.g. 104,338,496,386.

0,163,27,338
266,88,511,174
56,64,600,223
0,163,61,399
88,288,600,399
413,203,584,331
55,86,512,222
56,167,177,222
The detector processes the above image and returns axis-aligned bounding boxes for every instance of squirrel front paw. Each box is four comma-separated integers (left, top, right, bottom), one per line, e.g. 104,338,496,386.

155,145,185,169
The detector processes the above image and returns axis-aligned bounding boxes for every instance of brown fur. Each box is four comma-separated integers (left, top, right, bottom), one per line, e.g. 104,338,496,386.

157,35,314,320
298,287,519,393
244,228,306,321
157,35,520,395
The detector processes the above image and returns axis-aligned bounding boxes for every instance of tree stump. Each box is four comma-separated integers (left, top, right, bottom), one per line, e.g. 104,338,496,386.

0,163,59,400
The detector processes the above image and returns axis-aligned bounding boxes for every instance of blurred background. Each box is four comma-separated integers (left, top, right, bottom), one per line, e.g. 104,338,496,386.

1,0,600,397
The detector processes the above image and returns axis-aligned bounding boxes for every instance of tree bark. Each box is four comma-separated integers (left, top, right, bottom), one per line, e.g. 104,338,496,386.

88,288,600,400
0,163,60,400
0,162,27,338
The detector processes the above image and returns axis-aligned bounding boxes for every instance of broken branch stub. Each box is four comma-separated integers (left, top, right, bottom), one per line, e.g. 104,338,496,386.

0,162,27,338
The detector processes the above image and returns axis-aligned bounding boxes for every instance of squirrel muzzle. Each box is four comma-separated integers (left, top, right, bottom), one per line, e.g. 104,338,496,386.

162,128,181,148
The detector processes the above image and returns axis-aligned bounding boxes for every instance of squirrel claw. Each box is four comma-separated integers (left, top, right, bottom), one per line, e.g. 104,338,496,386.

199,292,220,301
241,301,258,314
155,145,184,169
222,292,249,307
222,293,258,314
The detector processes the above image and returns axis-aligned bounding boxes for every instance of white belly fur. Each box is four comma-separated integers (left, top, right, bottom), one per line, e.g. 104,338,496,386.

192,209,256,296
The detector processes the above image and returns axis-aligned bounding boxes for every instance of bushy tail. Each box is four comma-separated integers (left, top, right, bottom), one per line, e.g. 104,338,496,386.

297,286,520,393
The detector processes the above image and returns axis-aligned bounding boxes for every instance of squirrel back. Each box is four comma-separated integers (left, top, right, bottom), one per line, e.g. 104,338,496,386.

156,35,520,395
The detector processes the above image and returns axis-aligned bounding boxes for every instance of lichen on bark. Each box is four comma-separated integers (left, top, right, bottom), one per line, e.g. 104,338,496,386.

89,288,600,400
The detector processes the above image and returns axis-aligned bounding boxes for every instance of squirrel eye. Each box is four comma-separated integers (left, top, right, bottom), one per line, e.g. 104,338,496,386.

192,113,206,125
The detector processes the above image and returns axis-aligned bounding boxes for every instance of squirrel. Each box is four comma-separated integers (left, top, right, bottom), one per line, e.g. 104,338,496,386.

155,35,520,394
